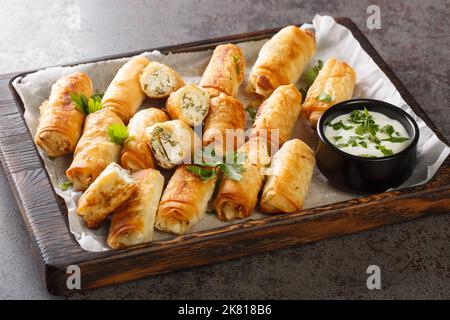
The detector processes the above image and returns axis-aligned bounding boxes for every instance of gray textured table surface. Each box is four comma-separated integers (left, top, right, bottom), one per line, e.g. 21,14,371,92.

0,0,448,299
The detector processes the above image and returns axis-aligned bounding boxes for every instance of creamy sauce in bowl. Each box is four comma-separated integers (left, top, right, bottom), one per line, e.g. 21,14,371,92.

324,108,410,158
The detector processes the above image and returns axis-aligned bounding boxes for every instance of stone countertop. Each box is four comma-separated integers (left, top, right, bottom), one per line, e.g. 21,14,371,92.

0,0,448,299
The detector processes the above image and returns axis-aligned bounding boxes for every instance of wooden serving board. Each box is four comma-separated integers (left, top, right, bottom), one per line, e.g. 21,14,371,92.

0,18,449,295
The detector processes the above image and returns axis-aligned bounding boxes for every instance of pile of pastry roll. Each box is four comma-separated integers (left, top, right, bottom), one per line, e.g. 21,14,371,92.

34,26,356,249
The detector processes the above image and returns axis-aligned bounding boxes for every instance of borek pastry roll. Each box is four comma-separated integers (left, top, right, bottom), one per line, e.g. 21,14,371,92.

139,61,184,99
120,108,169,172
155,165,218,235
77,162,137,229
102,55,149,123
107,168,164,248
214,137,270,221
145,120,198,169
247,25,316,98
199,43,245,98
203,93,246,155
260,139,315,213
35,72,93,157
250,84,302,147
66,109,123,191
302,58,356,128
165,84,210,127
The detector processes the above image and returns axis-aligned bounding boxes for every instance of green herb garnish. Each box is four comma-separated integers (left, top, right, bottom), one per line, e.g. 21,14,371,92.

191,150,245,182
329,120,353,130
59,181,73,191
359,154,377,158
246,106,258,122
334,136,343,141
232,55,241,76
187,166,217,181
304,60,323,87
382,136,409,143
376,144,394,156
380,124,409,143
380,124,395,136
108,123,128,145
316,92,332,102
70,91,104,115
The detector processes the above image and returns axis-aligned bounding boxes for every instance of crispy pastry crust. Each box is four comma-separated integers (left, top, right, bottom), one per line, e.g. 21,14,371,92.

202,93,246,155
260,139,315,213
66,109,123,191
302,58,356,128
35,72,93,157
250,84,302,147
199,43,245,98
121,108,169,172
77,162,137,229
139,61,185,99
155,165,218,235
108,168,164,248
247,26,316,98
102,55,150,123
214,137,270,221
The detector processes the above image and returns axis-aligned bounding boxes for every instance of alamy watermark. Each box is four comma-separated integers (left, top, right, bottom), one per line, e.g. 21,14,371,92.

66,265,81,290
367,5,381,30
366,265,381,289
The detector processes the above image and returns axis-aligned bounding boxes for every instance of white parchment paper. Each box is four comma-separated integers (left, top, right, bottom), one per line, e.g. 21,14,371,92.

12,15,449,252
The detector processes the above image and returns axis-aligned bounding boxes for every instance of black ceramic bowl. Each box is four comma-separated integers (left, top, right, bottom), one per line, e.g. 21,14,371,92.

316,99,419,193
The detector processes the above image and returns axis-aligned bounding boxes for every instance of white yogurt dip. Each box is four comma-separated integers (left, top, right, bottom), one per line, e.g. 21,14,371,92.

324,108,410,158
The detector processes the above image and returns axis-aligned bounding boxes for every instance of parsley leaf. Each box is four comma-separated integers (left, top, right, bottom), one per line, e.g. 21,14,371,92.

382,136,409,143
359,154,376,158
304,60,323,87
334,136,343,141
246,106,258,122
108,123,129,145
70,92,104,115
231,55,241,76
330,120,353,130
59,181,73,191
193,151,245,181
187,166,217,181
376,144,394,156
316,92,332,102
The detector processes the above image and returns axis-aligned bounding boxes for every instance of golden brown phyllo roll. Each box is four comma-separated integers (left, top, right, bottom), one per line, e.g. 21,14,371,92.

247,25,316,99
199,43,245,98
35,72,93,157
250,84,302,147
107,168,164,249
121,108,169,172
77,162,137,229
145,120,198,169
139,61,184,99
215,137,270,221
203,93,246,155
66,109,123,191
302,58,356,128
260,139,315,213
102,55,149,123
155,165,218,235
165,84,210,127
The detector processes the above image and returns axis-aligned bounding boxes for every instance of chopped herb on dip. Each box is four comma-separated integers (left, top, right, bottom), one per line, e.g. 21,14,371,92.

324,108,410,158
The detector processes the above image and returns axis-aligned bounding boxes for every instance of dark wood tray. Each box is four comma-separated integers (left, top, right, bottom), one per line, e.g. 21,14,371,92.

0,17,449,295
